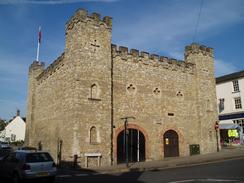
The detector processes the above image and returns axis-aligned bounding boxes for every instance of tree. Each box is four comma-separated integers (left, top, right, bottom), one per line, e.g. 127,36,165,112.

0,118,7,131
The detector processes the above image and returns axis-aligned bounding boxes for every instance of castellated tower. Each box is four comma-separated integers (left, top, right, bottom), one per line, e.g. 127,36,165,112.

185,43,219,153
26,9,219,168
26,9,113,166
26,61,44,145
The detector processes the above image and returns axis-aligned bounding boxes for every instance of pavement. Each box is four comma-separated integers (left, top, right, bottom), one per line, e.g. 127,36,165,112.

59,145,244,175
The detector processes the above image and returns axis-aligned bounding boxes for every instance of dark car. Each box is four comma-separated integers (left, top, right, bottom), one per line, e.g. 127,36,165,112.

0,146,13,160
0,150,57,183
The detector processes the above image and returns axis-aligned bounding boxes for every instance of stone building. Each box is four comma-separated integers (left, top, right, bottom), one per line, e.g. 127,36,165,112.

26,9,219,167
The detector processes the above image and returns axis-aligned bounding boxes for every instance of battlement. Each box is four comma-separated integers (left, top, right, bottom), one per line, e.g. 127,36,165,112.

36,53,65,83
29,61,45,73
112,44,195,74
185,43,213,59
65,8,112,33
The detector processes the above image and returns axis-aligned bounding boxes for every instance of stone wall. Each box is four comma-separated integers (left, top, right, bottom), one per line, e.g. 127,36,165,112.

26,9,219,167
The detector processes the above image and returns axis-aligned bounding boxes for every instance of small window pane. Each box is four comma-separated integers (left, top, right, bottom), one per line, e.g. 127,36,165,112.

233,80,240,92
234,97,242,109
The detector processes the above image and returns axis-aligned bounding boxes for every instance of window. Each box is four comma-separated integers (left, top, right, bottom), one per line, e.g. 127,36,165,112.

26,153,53,163
219,98,225,112
234,97,242,109
91,84,98,99
11,134,16,141
126,83,136,94
90,126,97,144
89,83,101,100
233,80,240,92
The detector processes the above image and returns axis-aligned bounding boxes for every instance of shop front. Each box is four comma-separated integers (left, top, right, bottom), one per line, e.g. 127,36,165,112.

219,120,243,147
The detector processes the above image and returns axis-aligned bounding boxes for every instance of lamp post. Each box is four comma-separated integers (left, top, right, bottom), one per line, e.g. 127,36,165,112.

215,121,219,152
121,116,135,167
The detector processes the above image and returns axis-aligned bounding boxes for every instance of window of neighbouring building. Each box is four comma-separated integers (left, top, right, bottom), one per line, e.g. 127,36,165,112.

233,80,240,92
233,119,244,133
234,97,242,109
11,134,16,141
219,98,225,113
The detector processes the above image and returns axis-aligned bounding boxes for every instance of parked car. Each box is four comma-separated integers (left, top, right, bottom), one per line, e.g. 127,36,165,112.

0,146,13,160
0,150,57,183
0,142,10,149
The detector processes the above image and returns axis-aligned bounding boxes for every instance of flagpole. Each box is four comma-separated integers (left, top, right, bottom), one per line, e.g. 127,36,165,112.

36,39,40,61
36,26,41,62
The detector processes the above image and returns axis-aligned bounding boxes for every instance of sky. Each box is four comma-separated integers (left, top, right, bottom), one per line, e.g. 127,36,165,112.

0,0,244,120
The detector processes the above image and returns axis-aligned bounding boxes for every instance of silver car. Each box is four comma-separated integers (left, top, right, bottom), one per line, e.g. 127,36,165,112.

0,150,57,183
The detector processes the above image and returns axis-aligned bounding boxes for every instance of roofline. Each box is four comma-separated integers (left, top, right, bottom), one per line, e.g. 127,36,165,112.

216,70,244,84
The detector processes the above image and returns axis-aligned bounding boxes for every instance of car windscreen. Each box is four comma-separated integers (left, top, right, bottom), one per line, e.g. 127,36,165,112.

26,153,53,163
0,149,12,157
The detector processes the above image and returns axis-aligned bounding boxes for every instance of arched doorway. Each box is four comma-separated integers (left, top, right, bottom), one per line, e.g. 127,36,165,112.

163,130,179,157
117,129,145,163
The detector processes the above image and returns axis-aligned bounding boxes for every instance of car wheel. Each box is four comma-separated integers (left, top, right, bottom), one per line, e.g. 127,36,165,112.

12,173,21,183
47,176,55,183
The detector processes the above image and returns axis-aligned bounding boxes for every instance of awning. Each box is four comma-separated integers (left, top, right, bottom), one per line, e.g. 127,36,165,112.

219,120,238,129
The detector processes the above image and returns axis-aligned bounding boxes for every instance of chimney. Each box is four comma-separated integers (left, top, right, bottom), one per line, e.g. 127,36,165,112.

16,109,20,116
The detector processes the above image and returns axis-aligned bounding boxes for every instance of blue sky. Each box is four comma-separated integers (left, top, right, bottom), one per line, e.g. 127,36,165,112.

0,0,244,120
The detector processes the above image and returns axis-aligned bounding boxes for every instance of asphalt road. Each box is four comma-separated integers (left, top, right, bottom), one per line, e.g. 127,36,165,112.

55,158,244,183
1,158,244,183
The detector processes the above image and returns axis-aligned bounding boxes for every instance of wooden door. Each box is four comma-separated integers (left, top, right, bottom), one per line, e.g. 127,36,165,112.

164,130,179,157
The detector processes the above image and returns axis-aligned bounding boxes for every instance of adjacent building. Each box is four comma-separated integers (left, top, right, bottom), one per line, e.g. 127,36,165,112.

216,70,244,146
0,110,26,142
26,9,219,167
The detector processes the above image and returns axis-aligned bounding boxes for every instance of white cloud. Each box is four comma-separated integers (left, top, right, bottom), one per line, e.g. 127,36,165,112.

113,0,244,57
215,59,238,77
0,0,117,4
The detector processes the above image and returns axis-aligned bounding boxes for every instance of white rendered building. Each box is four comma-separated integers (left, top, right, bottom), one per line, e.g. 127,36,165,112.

216,70,244,145
0,111,26,142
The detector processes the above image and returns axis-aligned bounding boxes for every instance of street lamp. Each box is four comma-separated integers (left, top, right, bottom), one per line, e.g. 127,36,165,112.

121,116,135,167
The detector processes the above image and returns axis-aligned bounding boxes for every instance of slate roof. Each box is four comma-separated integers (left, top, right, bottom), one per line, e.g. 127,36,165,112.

216,70,244,84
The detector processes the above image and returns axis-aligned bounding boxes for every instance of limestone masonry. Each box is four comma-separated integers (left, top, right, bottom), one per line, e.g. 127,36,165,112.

26,9,219,167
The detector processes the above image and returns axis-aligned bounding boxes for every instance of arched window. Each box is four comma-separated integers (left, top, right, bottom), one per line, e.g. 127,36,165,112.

90,126,97,144
91,84,97,99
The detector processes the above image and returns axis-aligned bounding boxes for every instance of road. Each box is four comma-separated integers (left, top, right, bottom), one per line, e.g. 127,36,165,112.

1,158,244,183
55,158,244,183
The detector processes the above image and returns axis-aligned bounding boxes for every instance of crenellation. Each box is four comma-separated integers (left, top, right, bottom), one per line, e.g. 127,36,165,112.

140,51,149,59
27,8,218,168
111,45,196,74
29,61,45,73
119,46,128,54
130,49,139,57
36,53,65,82
150,54,159,60
103,16,112,27
185,43,213,59
91,12,101,22
66,9,112,33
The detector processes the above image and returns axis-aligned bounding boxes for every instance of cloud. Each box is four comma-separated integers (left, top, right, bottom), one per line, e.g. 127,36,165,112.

0,0,117,4
113,0,244,56
215,59,239,77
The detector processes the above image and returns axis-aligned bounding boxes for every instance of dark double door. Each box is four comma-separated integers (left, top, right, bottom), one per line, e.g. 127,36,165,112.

117,129,145,163
164,130,179,157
